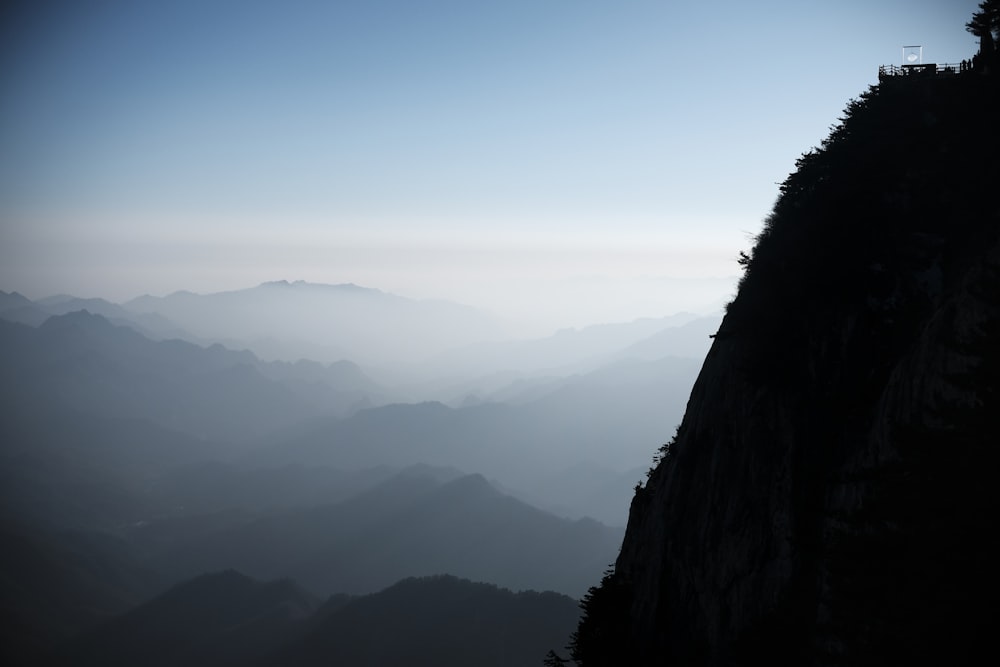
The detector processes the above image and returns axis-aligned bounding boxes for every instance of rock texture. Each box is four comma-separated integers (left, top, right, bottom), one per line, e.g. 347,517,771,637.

570,71,999,665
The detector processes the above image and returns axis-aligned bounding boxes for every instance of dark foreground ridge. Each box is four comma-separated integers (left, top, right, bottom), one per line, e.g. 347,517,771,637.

54,572,579,667
567,25,1000,667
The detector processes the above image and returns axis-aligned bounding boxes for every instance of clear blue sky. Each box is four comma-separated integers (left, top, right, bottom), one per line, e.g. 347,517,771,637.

0,0,982,332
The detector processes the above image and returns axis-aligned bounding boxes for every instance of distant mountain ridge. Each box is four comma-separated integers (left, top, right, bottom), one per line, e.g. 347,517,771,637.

0,282,717,663
1,298,706,528
0,311,383,442
255,353,699,525
0,290,192,338
136,469,621,598
123,280,505,366
424,311,712,377
2,286,719,407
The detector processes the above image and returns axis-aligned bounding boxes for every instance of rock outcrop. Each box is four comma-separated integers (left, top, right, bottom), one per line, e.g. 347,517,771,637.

570,70,999,665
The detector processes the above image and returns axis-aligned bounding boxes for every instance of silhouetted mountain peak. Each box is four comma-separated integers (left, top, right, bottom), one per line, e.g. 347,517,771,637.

278,574,581,666
570,45,1000,666
61,570,320,666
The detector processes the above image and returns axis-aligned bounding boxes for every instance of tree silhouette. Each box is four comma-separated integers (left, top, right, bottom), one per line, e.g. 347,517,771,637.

967,0,1000,58
543,649,573,665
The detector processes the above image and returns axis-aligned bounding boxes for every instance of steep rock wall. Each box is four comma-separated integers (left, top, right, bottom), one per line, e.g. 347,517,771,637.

572,72,999,665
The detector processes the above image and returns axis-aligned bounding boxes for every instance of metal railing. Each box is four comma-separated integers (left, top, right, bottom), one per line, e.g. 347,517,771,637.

878,62,968,78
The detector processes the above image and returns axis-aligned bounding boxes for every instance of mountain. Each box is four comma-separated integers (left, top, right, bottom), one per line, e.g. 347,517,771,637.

0,520,163,666
1,412,439,532
32,294,193,340
124,280,504,366
135,471,622,598
0,291,195,339
418,312,710,382
0,312,382,442
274,575,581,667
256,354,700,525
57,570,319,667
58,572,580,667
144,461,423,516
0,290,34,312
569,50,1000,664
520,462,647,528
0,290,49,326
0,410,228,530
614,314,721,362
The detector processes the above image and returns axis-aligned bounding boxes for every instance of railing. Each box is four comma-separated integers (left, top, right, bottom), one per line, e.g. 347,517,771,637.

878,62,969,79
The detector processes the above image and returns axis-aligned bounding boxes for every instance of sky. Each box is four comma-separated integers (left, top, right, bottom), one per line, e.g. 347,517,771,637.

0,0,982,335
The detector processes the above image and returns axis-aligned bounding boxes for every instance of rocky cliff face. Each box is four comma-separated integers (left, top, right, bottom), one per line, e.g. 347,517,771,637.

570,71,999,665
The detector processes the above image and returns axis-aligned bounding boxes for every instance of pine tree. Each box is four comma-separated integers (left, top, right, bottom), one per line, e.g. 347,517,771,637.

967,0,1000,57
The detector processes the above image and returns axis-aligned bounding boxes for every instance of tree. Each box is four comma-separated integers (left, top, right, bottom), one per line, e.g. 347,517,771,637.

543,649,573,665
967,0,1000,57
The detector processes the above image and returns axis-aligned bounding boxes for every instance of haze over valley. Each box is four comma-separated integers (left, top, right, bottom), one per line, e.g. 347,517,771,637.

0,278,722,664
1,280,721,522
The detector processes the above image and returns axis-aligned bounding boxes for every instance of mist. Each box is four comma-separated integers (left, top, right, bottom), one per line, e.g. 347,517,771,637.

0,277,724,665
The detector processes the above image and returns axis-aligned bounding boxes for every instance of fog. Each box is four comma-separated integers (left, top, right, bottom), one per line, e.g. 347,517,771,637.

2,222,740,340
0,277,727,663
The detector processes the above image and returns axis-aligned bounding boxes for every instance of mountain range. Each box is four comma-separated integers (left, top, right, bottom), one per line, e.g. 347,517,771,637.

1,303,710,524
55,572,580,667
123,280,505,366
130,469,621,598
1,273,719,664
0,311,381,443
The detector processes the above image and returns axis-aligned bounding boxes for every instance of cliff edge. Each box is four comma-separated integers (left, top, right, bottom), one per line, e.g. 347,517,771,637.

569,65,1000,665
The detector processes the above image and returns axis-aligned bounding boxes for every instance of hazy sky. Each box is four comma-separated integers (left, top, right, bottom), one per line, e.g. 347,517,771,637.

0,0,981,334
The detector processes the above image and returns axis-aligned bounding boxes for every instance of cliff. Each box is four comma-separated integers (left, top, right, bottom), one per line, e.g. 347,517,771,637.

569,70,1000,665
